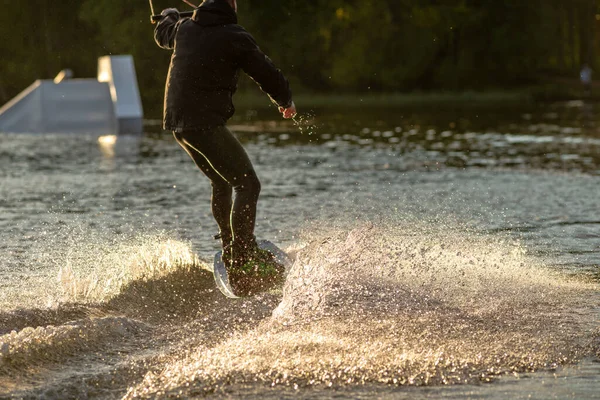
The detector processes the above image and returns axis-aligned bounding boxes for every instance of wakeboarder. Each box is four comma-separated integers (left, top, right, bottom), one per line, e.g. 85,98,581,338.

154,0,296,296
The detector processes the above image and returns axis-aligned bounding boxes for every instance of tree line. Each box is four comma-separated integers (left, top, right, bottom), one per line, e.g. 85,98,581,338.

1,0,599,116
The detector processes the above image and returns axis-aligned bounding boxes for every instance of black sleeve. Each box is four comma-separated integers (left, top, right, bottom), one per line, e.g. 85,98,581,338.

154,12,181,50
236,33,293,108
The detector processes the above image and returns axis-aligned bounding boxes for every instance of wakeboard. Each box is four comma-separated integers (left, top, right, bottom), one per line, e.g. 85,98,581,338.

213,240,291,299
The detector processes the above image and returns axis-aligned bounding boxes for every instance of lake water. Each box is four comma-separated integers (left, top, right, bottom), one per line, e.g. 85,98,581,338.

0,100,599,398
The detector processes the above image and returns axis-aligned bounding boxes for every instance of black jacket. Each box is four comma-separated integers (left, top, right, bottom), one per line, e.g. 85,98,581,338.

154,0,293,130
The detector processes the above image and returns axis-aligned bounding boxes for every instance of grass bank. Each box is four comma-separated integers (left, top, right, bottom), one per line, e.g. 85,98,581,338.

234,80,600,110
233,89,533,109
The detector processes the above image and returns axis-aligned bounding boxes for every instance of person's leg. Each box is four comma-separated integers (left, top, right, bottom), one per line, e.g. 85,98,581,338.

173,131,233,247
174,127,261,254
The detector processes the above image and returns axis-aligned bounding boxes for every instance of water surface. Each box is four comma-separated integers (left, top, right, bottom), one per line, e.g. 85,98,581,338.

1,101,599,398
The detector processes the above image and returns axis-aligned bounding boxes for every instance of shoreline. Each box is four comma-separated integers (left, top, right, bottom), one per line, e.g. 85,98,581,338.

233,86,599,110
233,90,532,109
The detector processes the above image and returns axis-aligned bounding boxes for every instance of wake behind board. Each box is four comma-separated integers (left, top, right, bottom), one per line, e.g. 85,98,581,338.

213,240,291,299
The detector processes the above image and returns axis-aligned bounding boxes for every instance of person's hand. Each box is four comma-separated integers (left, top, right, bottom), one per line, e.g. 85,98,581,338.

161,8,179,18
279,101,297,119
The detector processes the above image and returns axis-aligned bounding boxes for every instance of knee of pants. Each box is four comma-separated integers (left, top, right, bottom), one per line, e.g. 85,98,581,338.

235,173,261,198
211,180,232,196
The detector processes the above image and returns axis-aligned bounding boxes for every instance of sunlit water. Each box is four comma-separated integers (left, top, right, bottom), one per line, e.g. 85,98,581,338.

1,101,599,398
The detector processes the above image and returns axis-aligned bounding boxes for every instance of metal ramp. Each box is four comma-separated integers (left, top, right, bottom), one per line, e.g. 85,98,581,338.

0,55,143,134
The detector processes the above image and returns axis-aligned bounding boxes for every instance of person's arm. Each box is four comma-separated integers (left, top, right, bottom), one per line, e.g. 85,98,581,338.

154,8,181,50
237,33,295,118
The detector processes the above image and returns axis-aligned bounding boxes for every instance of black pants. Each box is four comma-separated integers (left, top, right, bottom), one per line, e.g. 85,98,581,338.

173,126,260,249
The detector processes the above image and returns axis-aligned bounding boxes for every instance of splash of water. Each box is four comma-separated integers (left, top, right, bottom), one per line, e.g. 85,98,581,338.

292,112,317,139
57,235,202,303
125,221,600,397
0,234,210,395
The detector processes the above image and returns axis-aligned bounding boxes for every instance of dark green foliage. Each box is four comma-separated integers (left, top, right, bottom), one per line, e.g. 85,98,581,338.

0,0,598,115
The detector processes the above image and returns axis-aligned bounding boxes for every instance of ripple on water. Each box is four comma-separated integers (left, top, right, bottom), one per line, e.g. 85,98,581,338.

0,316,146,375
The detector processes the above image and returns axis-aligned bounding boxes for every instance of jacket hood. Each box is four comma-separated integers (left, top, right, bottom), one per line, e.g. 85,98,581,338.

192,0,237,26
